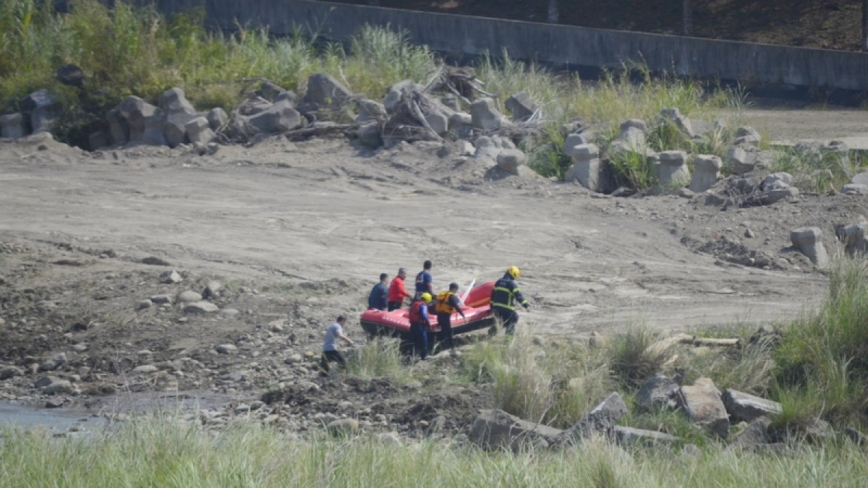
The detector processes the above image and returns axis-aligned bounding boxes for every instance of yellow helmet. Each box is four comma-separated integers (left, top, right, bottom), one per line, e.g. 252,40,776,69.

420,292,433,303
507,266,521,279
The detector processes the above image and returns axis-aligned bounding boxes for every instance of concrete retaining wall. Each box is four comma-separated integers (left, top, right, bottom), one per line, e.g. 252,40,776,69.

149,0,868,92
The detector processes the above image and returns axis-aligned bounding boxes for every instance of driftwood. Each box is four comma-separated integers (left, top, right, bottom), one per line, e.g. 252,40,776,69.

283,124,356,141
688,337,741,347
382,89,444,144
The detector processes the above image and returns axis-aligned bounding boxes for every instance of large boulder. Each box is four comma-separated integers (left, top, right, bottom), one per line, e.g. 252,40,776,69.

656,151,691,189
117,96,159,143
658,107,694,137
496,149,527,175
689,155,722,193
383,80,422,113
790,227,829,269
835,223,868,257
504,91,537,121
356,121,382,148
304,72,353,108
470,98,507,131
554,392,628,446
725,146,758,175
722,389,782,423
248,100,302,134
22,89,60,134
207,108,229,131
185,117,215,145
636,374,679,412
158,87,196,114
678,377,729,438
0,113,27,139
469,409,562,451
564,144,603,192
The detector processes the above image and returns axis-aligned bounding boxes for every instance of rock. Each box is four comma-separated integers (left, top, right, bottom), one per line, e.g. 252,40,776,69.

117,96,157,143
610,119,651,157
159,270,182,284
842,183,868,195
185,117,215,145
43,379,73,395
39,353,67,372
327,418,360,436
554,392,629,445
215,344,237,354
158,87,196,114
613,426,680,446
284,354,303,364
382,80,421,113
836,223,868,256
766,186,799,204
722,389,782,422
564,144,606,192
504,91,537,121
678,377,729,438
149,294,174,305
132,365,158,374
184,301,219,314
659,107,694,137
734,126,761,147
588,331,609,348
449,112,472,130
135,299,153,311
729,416,772,449
563,132,594,157
469,409,562,451
852,171,868,186
304,73,353,108
496,149,526,175
56,64,84,87
22,89,60,133
248,99,302,134
71,344,88,353
88,130,110,150
203,281,222,299
206,107,229,131
636,374,680,412
790,227,829,269
470,98,507,130
763,172,793,189
355,99,387,123
357,122,382,148
424,113,449,136
257,80,288,101
142,111,168,146
0,366,23,380
656,151,690,189
35,376,58,388
45,398,66,409
1,113,27,139
178,290,203,303
689,155,722,193
725,146,758,175
234,404,251,414
106,109,128,145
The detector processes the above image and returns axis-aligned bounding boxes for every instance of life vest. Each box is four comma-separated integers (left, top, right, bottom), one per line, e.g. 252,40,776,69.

409,301,427,324
435,291,457,314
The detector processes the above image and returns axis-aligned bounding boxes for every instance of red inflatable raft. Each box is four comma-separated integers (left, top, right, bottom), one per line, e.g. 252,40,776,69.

360,281,496,338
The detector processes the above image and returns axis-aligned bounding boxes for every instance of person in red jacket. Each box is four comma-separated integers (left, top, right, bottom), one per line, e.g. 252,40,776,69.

387,267,412,311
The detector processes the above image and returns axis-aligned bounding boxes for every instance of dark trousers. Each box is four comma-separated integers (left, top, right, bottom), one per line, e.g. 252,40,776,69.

320,350,346,372
388,301,403,311
437,313,454,350
409,322,428,360
493,307,519,335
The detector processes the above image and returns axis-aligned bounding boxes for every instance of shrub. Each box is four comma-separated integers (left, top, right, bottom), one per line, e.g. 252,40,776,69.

608,325,665,388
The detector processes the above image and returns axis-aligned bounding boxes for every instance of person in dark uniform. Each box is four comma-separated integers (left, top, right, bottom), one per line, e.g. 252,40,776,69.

435,282,466,354
414,260,434,299
490,266,529,335
367,273,389,310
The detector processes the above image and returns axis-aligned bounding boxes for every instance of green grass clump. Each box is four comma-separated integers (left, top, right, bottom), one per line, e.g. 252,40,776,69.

773,258,868,427
767,144,865,193
346,337,409,381
608,325,667,388
463,332,612,428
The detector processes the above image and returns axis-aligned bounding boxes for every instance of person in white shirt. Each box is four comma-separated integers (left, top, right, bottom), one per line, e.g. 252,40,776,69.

320,315,355,373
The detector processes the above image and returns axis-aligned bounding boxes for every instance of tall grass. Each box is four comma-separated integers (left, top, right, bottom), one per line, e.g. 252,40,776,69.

774,258,868,427
767,144,864,193
3,418,868,487
346,338,411,382
463,332,612,428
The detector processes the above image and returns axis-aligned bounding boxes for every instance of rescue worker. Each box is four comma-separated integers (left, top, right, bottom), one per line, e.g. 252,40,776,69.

367,273,389,311
320,315,355,374
387,267,412,311
414,260,434,299
435,282,466,353
490,266,529,335
408,292,433,360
